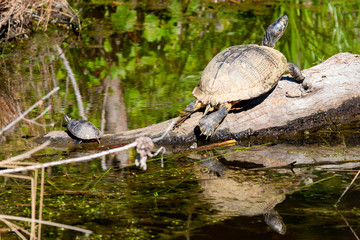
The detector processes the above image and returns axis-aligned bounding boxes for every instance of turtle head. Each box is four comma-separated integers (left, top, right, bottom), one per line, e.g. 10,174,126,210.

64,114,71,123
261,15,288,48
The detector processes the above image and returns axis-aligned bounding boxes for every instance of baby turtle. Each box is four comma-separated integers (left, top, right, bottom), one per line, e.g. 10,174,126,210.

173,15,305,137
64,114,101,144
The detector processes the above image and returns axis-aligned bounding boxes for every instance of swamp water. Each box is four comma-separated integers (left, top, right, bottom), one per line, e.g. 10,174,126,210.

0,0,360,239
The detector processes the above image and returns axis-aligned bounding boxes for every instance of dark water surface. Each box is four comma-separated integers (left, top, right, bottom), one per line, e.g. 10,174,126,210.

0,0,360,239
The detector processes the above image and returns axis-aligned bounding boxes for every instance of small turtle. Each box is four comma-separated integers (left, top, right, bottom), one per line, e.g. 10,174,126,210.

173,15,305,137
64,114,101,144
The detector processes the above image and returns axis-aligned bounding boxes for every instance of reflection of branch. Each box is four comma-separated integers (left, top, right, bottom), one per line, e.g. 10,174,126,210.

0,214,92,235
0,141,51,164
56,45,86,120
335,169,360,206
17,105,56,127
21,117,56,127
336,208,360,240
0,87,59,136
22,105,50,121
101,77,110,133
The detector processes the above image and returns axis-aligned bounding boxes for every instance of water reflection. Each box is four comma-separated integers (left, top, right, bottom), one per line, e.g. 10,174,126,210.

1,0,360,239
194,153,289,235
101,77,130,169
0,0,359,137
264,208,286,235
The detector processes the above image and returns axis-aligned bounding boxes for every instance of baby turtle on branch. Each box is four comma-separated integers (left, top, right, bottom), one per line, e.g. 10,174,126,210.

64,114,101,144
173,15,305,137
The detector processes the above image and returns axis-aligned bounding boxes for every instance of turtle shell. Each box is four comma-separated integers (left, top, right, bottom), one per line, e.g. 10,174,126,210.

192,44,287,106
67,119,100,141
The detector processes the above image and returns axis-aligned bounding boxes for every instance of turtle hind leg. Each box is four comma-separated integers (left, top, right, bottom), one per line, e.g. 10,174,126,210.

173,100,204,129
198,102,231,137
287,62,305,83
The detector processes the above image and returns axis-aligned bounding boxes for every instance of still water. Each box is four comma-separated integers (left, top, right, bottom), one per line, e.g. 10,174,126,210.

0,0,360,239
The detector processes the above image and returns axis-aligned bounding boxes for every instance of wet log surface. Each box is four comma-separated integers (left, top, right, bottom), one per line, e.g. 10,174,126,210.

36,53,360,148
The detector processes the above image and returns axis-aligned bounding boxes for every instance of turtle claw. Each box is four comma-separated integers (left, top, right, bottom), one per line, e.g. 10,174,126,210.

173,113,191,129
173,100,204,129
198,103,230,138
199,122,215,138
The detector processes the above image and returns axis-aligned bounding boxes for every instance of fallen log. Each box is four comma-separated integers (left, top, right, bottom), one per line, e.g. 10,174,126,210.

36,53,360,148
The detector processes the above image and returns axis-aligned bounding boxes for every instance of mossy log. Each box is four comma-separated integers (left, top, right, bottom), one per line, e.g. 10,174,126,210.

36,53,360,148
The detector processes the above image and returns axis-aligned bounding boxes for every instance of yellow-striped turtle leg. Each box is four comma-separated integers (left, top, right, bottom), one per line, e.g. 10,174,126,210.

199,102,232,137
173,100,204,129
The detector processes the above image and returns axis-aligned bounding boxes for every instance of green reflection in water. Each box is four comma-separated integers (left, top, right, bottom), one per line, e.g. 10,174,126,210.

74,0,360,129
1,0,359,135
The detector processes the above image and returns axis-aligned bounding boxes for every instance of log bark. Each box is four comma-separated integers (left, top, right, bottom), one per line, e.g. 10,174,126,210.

36,53,360,147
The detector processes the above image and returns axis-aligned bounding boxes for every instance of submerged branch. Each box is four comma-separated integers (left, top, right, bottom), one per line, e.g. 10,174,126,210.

56,45,86,120
336,208,360,240
335,169,360,206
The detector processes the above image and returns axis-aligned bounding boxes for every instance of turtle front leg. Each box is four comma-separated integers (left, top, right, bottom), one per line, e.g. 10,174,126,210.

287,62,305,83
199,102,232,137
174,100,204,129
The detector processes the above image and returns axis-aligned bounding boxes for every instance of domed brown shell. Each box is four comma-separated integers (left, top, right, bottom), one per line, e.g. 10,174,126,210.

192,44,287,106
67,119,100,141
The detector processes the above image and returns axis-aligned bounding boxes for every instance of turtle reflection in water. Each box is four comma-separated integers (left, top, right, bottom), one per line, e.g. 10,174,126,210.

197,157,288,235
64,114,101,144
174,15,305,137
264,208,286,235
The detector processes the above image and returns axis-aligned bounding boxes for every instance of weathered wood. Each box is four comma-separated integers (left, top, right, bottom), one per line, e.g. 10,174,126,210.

36,53,360,147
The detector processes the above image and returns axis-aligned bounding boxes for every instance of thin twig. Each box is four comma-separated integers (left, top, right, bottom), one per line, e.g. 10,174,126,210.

0,142,137,175
18,104,56,127
56,45,86,120
31,169,37,239
335,169,360,206
0,140,51,164
38,167,45,240
153,146,166,168
0,87,59,136
91,167,111,189
0,218,27,240
21,118,56,127
18,105,51,121
0,120,174,175
0,214,92,235
152,120,175,143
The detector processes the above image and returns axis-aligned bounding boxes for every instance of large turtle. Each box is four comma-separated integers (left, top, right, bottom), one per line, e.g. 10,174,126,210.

64,114,101,144
173,15,305,137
